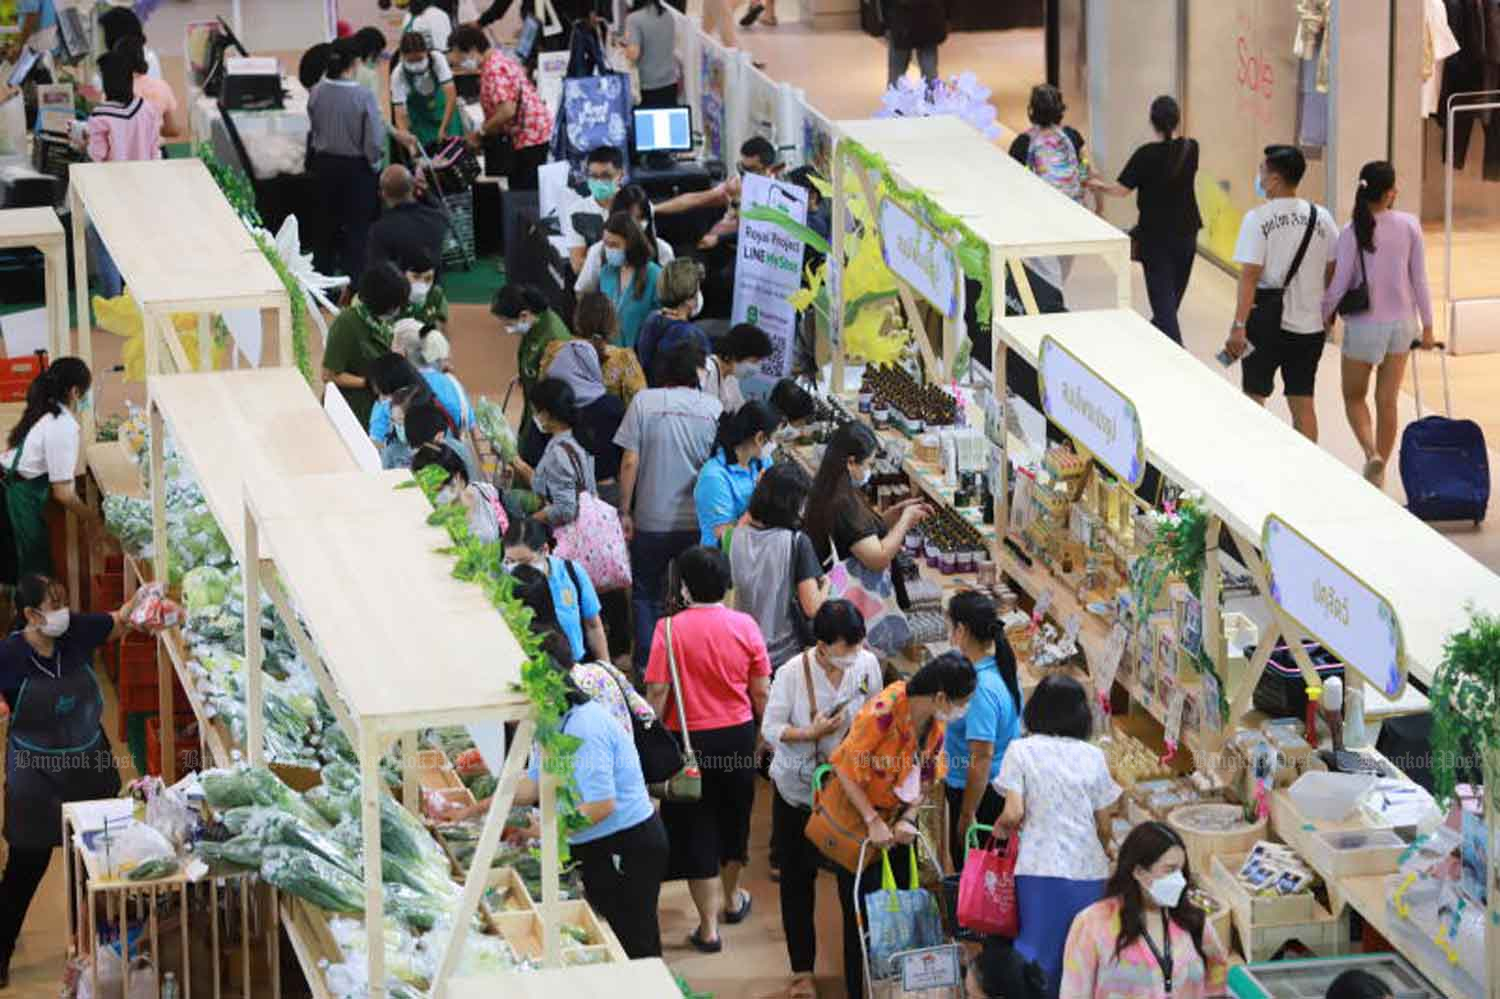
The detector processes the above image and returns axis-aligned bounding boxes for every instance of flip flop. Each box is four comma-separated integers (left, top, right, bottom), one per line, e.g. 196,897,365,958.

739,2,765,26
688,928,723,953
1363,456,1386,487
788,974,817,998
724,889,753,924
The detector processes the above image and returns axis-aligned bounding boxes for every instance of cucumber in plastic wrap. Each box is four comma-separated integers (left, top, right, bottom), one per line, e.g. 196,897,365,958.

126,857,179,881
196,834,264,870
260,845,364,914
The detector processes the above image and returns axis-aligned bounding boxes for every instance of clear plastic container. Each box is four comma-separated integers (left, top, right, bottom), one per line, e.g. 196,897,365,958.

1287,771,1377,822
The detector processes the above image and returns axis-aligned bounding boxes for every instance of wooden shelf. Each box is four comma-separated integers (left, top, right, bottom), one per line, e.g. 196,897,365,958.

85,440,145,500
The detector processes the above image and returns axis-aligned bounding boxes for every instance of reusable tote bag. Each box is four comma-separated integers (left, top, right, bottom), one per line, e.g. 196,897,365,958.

826,537,911,659
550,27,631,172
956,826,1019,937
863,845,945,982
659,617,703,803
549,441,632,592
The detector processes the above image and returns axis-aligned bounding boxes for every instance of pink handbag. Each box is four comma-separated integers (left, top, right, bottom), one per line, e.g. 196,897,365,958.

956,827,1019,938
550,442,632,592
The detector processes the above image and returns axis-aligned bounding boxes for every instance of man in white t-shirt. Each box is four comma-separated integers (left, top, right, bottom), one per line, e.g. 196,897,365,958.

404,0,453,52
563,145,625,274
1225,144,1337,442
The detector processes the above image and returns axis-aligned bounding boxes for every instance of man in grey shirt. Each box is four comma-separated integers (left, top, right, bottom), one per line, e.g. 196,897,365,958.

615,340,721,671
625,0,679,108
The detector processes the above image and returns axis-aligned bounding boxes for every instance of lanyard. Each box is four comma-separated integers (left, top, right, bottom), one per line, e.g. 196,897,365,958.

1140,911,1174,995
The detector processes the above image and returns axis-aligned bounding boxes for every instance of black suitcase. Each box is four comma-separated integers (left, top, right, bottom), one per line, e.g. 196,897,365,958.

1399,341,1489,524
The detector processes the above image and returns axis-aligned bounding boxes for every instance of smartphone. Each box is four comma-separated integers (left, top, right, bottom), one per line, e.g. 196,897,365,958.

826,697,851,718
1216,341,1256,368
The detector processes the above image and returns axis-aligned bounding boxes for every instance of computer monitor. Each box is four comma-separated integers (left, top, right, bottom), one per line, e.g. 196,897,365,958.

633,106,693,155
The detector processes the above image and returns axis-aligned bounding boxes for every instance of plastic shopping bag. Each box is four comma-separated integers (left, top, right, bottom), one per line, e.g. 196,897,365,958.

956,826,1019,937
865,847,944,980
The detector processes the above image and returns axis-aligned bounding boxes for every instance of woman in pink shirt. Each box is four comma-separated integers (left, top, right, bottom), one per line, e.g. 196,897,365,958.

1322,161,1435,487
645,544,771,954
84,51,161,298
115,36,177,140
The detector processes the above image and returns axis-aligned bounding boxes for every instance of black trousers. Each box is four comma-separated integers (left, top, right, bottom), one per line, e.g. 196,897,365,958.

508,144,550,192
311,152,378,284
639,84,680,109
0,846,52,968
944,780,1004,873
572,813,670,959
1139,231,1197,346
836,842,914,999
772,786,835,975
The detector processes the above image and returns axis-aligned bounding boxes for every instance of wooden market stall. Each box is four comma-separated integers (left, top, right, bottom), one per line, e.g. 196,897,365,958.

828,115,1131,389
240,469,563,997
444,958,682,998
0,206,70,356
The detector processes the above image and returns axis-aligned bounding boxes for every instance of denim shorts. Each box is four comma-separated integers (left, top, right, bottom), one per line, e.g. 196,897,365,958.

1342,318,1416,365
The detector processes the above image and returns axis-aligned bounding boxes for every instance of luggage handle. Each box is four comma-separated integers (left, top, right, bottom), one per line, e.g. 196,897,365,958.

1408,340,1451,420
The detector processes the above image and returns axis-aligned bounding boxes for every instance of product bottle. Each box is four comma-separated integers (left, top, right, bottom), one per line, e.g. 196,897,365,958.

1343,680,1368,750
162,972,178,999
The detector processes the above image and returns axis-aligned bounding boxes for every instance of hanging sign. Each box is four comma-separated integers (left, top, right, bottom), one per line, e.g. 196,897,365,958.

1037,336,1145,487
1261,514,1406,698
878,197,961,319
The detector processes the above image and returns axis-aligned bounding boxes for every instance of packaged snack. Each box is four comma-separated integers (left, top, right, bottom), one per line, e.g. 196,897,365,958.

130,582,184,631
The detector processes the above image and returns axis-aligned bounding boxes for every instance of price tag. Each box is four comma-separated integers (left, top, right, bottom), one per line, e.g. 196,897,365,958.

1065,612,1083,643
1093,623,1129,695
899,946,962,990
1164,688,1187,745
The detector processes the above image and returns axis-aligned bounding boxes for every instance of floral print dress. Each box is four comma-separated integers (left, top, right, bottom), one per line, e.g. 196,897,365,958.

829,682,946,812
1060,897,1229,999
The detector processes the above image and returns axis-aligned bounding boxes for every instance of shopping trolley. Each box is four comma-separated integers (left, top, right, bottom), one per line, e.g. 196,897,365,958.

852,835,965,998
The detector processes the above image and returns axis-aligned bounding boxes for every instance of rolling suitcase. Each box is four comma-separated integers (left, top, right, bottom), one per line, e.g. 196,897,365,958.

1399,340,1489,524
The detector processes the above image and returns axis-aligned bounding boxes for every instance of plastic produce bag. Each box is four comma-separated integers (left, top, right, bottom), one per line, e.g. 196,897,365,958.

260,845,365,914
87,820,175,879
201,767,330,831
76,953,158,999
129,582,184,631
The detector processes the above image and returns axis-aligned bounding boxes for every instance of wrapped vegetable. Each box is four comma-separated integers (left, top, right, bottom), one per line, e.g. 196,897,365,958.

305,784,357,826
126,857,179,881
201,767,330,831
380,793,447,871
102,495,153,555
260,845,364,914
196,834,263,870
128,582,184,631
472,397,517,463
245,810,360,880
183,566,233,613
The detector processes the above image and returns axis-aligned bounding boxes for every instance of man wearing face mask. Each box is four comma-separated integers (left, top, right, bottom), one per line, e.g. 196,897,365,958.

703,323,773,414
0,574,155,988
367,165,450,281
566,146,626,274
397,247,449,330
390,31,462,155
636,259,712,388
323,263,412,428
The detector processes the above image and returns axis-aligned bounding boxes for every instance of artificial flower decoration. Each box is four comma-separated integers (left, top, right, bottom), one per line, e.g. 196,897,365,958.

251,214,348,333
95,291,223,382
875,72,1003,142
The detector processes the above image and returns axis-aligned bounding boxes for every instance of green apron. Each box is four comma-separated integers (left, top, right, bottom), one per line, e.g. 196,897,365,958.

5,433,52,579
400,58,463,146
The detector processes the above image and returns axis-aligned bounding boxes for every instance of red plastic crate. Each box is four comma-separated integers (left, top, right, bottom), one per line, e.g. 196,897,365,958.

0,353,46,403
145,713,200,777
89,571,123,614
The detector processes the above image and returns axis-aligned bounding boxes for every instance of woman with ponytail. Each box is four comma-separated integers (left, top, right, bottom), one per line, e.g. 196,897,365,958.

1091,95,1201,345
942,588,1022,869
1,359,99,580
693,399,780,547
1322,161,1435,487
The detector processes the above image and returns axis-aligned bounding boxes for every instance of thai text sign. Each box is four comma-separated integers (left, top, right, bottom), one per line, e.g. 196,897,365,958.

878,197,960,319
1037,336,1145,486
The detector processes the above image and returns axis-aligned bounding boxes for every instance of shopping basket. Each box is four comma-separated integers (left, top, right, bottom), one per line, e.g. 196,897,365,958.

853,835,964,998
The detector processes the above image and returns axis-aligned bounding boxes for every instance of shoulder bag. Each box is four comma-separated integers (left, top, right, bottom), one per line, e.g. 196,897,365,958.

602,662,683,785
549,440,632,592
787,531,816,649
1336,240,1371,316
804,762,886,874
659,616,703,802
1247,201,1317,337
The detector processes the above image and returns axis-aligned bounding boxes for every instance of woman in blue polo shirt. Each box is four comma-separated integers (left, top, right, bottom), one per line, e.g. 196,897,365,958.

693,400,781,549
502,518,608,665
943,589,1022,868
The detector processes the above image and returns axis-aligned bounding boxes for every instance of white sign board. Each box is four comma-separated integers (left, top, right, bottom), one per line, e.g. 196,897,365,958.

732,172,808,380
878,197,960,319
221,307,263,368
899,946,962,989
1,307,48,358
1037,336,1145,487
322,382,383,473
1262,515,1406,698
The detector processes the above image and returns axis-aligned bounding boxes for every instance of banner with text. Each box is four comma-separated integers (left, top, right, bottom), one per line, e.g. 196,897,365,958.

732,172,808,383
878,197,960,319
1037,336,1145,486
1262,515,1406,698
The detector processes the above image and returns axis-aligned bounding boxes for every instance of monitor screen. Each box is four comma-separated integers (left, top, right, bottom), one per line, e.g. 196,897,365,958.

633,107,692,154
7,47,39,88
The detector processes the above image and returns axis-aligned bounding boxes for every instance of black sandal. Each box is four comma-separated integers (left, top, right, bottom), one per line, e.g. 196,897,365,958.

739,2,765,26
723,889,753,924
688,928,723,953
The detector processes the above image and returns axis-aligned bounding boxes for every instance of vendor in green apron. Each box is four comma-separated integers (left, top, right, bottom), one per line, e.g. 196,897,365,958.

390,31,463,159
0,573,145,987
0,358,103,584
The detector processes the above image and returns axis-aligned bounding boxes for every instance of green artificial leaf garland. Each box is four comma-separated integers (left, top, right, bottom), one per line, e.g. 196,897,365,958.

194,144,315,386
403,466,591,858
1430,606,1500,807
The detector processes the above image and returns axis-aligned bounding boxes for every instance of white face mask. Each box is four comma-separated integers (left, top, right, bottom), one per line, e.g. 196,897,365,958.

760,440,776,464
39,607,70,637
851,465,871,488
403,59,429,74
511,318,533,335
734,360,758,379
533,415,548,434
937,699,969,723
690,291,704,318
827,650,860,670
1146,869,1187,909
459,55,480,71
409,281,431,303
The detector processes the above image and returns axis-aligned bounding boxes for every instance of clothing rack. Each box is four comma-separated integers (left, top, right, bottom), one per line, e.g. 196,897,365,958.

1443,89,1500,355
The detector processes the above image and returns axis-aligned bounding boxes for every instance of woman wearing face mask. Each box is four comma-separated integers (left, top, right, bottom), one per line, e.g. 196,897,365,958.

1060,821,1227,999
544,293,647,411
596,213,662,350
366,352,476,482
1,359,103,580
703,323,773,414
398,247,448,331
636,259,712,388
307,39,386,282
762,599,880,999
492,283,571,470
693,400,780,548
504,517,609,666
942,589,1022,871
828,651,975,999
516,378,607,528
390,31,461,155
576,186,676,294
0,574,152,986
412,443,506,543
803,422,930,660
994,674,1121,999
644,545,771,954
728,462,828,670
323,262,411,429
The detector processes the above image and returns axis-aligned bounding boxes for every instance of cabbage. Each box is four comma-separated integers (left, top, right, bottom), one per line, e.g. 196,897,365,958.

183,566,232,613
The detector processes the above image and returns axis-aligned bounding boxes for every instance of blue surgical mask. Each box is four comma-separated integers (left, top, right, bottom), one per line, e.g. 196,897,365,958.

604,246,627,268
1254,172,1268,200
394,423,407,445
588,178,619,203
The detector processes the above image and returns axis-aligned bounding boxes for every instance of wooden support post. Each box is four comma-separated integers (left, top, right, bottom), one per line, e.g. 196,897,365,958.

70,185,91,425
211,879,221,999
276,304,293,370
359,728,387,997
1111,247,1131,309
402,731,420,817
198,314,213,371
432,717,533,995
1007,257,1041,317
942,314,957,381
540,750,562,969
830,144,850,395
143,304,159,380
46,240,68,356
149,399,174,780
243,504,264,767
180,883,190,999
